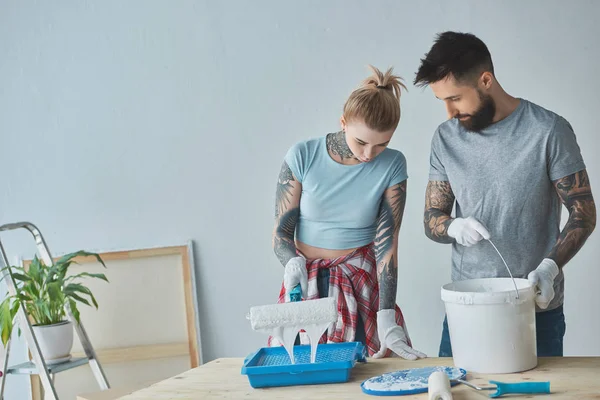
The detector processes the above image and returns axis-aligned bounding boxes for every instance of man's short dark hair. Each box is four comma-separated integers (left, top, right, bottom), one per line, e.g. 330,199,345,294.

414,31,494,87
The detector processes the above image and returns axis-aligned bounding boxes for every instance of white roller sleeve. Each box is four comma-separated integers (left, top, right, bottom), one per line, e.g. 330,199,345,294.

428,371,453,400
249,297,337,331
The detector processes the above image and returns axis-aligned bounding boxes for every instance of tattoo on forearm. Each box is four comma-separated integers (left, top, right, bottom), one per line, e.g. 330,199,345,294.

424,181,455,244
326,131,356,161
275,162,295,218
378,255,397,310
273,161,300,266
375,182,407,261
549,170,596,268
274,208,299,266
375,181,406,310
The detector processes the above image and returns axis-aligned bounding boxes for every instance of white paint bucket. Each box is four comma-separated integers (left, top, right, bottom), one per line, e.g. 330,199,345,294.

441,278,537,374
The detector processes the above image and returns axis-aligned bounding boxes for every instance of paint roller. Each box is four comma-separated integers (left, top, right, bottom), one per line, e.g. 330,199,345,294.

248,296,338,363
427,370,551,399
249,296,337,331
428,371,453,400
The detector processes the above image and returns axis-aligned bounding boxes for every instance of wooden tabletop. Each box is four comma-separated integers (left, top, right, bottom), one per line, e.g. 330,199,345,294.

78,357,600,399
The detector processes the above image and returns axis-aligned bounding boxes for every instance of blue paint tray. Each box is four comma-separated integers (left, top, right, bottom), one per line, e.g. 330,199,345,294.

241,342,366,388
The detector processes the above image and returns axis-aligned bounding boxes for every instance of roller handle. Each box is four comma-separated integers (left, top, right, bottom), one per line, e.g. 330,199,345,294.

355,343,367,363
489,381,550,398
289,284,302,302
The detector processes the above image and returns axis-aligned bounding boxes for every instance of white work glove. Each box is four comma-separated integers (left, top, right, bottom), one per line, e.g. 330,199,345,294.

283,256,308,301
372,309,427,360
447,216,491,247
527,258,559,309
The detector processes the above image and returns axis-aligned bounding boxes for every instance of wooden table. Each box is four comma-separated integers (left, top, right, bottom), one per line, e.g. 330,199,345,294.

78,357,600,399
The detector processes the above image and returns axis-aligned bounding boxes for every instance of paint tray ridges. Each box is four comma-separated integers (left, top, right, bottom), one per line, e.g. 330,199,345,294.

256,344,357,366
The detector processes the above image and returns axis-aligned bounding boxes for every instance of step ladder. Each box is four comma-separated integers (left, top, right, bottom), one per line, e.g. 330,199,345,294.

0,222,110,399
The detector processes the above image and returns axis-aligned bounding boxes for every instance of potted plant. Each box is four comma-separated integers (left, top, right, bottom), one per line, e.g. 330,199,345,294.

0,250,108,364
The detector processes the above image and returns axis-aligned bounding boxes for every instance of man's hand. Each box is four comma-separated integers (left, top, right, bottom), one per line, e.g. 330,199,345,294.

372,310,427,360
527,258,559,309
447,216,491,247
283,256,308,300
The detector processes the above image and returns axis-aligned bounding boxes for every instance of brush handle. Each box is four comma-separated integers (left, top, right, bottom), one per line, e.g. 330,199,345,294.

489,381,550,398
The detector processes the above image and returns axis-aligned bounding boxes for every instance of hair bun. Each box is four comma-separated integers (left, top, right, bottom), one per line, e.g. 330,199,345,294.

342,65,407,132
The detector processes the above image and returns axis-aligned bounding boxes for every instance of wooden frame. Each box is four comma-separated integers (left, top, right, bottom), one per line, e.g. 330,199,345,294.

24,242,202,400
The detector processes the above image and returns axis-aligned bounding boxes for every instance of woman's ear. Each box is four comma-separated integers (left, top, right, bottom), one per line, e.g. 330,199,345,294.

340,116,347,132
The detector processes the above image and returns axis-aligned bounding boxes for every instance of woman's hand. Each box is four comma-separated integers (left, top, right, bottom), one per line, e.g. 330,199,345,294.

283,256,308,300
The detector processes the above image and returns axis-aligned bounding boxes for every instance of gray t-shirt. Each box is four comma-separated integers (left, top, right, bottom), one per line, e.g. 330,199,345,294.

429,98,586,311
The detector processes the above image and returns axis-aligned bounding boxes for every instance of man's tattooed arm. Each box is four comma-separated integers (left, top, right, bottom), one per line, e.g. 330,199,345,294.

326,131,357,161
374,180,407,310
548,169,596,268
424,181,456,244
273,161,302,266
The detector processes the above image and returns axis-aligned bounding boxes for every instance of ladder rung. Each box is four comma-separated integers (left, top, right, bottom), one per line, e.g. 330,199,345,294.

5,357,89,375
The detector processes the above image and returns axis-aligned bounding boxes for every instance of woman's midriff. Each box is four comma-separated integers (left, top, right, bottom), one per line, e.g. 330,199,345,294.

296,240,359,262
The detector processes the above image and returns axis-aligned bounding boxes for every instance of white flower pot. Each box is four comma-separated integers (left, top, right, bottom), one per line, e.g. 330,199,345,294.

31,320,74,365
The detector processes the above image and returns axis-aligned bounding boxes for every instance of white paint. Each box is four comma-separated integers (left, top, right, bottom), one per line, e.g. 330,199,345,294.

0,1,599,398
361,366,463,393
441,278,537,373
249,297,337,363
428,371,452,400
303,321,332,363
31,321,74,364
365,379,422,392
362,373,423,392
269,320,331,364
269,325,298,364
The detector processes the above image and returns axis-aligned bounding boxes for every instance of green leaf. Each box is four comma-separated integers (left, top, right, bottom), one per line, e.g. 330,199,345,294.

28,256,43,283
33,299,53,325
55,251,80,265
64,283,92,295
0,298,16,346
65,283,99,308
67,292,91,307
1,265,27,275
57,251,106,269
16,293,33,302
27,282,40,300
10,273,32,282
66,272,109,283
69,299,80,323
47,282,63,304
87,292,98,308
43,266,60,285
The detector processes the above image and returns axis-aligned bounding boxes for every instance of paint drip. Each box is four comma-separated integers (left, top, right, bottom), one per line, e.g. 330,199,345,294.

269,321,332,363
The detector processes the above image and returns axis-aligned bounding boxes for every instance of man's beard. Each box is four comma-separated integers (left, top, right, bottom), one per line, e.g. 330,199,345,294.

456,91,496,132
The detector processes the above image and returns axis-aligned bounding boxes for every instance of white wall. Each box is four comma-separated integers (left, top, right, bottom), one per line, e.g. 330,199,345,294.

1,0,599,398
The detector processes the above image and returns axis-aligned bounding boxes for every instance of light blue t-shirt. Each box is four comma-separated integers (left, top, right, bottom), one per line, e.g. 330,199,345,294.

285,135,408,250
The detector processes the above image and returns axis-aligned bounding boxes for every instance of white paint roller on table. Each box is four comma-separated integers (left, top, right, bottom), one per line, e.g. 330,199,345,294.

428,371,453,400
248,297,338,364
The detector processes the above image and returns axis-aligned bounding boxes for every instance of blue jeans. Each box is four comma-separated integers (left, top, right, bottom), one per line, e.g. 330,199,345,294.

439,305,566,357
294,268,367,345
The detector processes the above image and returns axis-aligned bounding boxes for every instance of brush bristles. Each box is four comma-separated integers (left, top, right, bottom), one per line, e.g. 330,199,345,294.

249,297,338,331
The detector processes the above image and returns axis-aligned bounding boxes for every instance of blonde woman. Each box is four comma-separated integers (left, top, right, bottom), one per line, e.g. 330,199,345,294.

269,66,426,359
